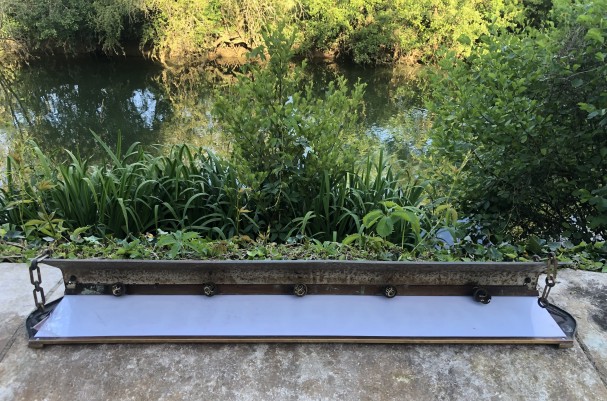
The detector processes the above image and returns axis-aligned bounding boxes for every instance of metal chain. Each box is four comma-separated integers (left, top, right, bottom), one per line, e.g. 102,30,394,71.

29,250,51,311
538,252,558,308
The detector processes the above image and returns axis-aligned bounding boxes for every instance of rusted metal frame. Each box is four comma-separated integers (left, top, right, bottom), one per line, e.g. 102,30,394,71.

64,283,539,297
28,335,573,348
43,259,546,269
44,259,545,292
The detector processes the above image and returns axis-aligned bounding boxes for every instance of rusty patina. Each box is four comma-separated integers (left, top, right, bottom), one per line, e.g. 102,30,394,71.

43,259,544,296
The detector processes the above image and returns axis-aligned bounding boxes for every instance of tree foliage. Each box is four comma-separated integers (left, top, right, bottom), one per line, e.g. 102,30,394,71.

0,0,524,64
429,0,607,242
300,0,522,63
0,1,30,137
0,0,142,53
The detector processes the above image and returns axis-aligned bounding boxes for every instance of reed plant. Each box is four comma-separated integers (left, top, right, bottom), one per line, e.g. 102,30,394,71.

0,136,453,249
1,134,247,238
291,149,436,247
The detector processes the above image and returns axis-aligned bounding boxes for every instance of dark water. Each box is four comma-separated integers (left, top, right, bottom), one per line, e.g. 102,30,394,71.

5,57,425,160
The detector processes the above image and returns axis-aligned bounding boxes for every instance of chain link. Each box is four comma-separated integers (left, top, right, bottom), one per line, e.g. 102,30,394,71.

29,250,51,311
538,253,558,308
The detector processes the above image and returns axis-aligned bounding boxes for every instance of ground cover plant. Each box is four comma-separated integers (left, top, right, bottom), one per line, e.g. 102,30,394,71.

1,226,605,272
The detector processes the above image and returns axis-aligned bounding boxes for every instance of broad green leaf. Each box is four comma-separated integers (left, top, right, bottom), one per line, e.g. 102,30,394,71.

23,219,46,226
71,226,91,237
392,209,421,237
362,209,384,228
342,234,361,245
376,216,394,238
157,235,176,247
457,35,471,45
381,201,399,209
526,236,543,255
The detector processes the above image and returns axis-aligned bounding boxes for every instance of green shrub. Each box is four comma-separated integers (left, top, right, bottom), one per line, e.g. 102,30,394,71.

428,0,607,242
298,150,447,248
299,0,523,64
213,25,370,239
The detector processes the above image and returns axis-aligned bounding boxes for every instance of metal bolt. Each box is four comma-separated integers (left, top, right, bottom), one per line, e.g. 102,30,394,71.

293,284,307,297
66,276,77,290
111,283,125,297
473,287,491,304
384,286,397,298
202,283,216,297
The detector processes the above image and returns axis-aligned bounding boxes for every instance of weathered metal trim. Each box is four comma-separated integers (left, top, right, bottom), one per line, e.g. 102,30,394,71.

28,336,572,348
43,259,545,290
43,258,546,271
65,283,539,297
545,303,577,344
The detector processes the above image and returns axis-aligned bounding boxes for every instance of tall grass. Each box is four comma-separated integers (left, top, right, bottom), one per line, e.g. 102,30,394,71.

1,135,243,238
0,137,449,247
293,150,431,245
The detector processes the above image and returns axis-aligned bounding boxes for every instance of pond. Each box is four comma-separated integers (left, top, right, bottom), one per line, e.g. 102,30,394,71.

3,56,426,161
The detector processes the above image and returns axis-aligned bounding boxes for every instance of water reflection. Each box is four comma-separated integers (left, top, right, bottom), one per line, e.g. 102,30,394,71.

6,57,424,161
11,57,169,158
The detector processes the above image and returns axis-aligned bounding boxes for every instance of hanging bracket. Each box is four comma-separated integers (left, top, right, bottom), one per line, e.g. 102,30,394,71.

539,253,558,308
28,250,51,311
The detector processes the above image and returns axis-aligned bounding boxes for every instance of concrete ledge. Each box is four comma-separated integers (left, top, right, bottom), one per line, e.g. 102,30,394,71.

0,263,606,401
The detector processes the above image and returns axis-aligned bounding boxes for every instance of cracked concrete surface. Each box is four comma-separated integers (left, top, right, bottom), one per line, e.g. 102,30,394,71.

0,263,606,401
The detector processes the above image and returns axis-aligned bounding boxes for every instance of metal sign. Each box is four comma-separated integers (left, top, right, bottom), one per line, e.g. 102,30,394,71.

26,257,576,348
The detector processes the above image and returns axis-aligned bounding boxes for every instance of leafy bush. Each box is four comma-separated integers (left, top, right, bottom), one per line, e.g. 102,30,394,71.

215,26,368,176
1,0,142,53
428,0,607,242
300,150,455,250
214,26,369,239
522,0,554,27
299,0,523,64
